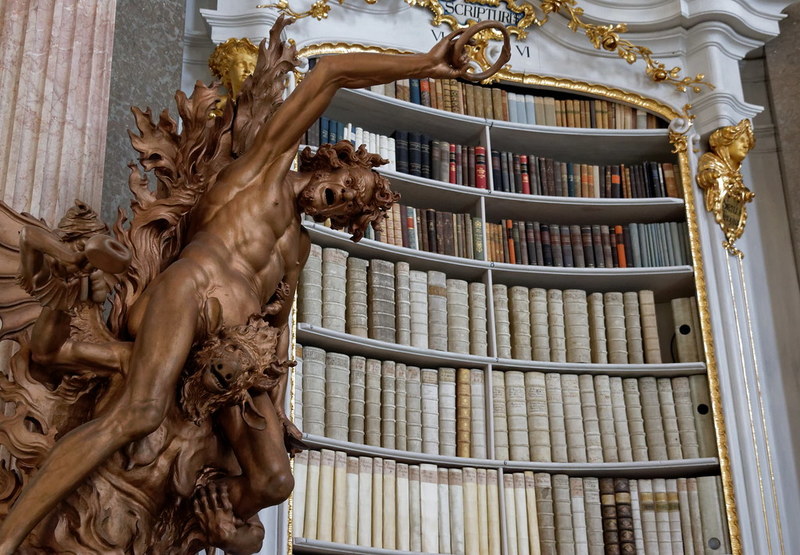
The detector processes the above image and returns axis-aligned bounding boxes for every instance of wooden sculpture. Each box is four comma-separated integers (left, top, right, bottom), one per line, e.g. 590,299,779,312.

0,17,510,553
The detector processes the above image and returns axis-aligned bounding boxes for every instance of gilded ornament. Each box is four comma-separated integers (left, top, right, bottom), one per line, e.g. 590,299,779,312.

696,119,755,257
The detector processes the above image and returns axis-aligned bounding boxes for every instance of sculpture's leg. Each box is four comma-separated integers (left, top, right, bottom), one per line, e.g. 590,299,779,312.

0,268,202,553
216,392,294,519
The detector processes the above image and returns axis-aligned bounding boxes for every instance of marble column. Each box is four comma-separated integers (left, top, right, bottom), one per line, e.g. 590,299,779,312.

0,0,116,223
765,5,800,280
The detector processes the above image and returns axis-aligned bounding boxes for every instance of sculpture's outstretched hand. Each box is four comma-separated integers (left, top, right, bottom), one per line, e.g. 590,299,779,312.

426,20,512,82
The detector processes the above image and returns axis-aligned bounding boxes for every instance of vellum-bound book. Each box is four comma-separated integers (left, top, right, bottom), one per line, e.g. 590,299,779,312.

477,469,491,555
345,256,369,337
447,279,471,354
421,368,440,454
395,261,411,345
348,356,366,444
546,373,568,463
438,468,452,554
380,360,397,450
487,470,502,555
449,468,466,555
409,465,422,552
368,258,396,343
513,473,531,555
292,451,308,539
510,285,533,359
610,377,633,463
657,378,683,459
357,456,372,547
639,377,668,460
364,358,382,447
623,291,644,364
298,243,322,326
470,369,487,458
293,349,304,431
371,458,384,548
676,478,695,555
382,459,397,549
604,292,628,364
428,270,449,351
396,463,411,550
345,456,360,545
582,477,604,555
304,450,321,541
687,478,705,555
652,479,672,555
331,451,348,544
405,366,423,452
492,370,510,460
439,367,458,456
469,281,489,356
570,477,589,555
395,363,408,451
302,346,326,437
493,284,512,358
526,371,551,462
463,468,480,555
671,376,699,459
553,474,575,554
638,290,662,363
629,480,644,555
409,270,429,348
564,289,591,363
535,472,557,555
636,479,659,555
506,370,531,460
579,374,603,463
321,247,348,332
530,287,551,361
587,292,608,363
503,473,519,555
594,375,618,462
324,351,350,442
622,378,649,462
562,374,587,463
523,472,541,555
547,289,567,362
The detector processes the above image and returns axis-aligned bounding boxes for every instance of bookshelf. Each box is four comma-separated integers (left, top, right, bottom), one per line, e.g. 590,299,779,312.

290,78,729,554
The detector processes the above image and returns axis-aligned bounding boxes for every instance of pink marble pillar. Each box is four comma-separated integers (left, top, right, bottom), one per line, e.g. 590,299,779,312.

0,0,116,223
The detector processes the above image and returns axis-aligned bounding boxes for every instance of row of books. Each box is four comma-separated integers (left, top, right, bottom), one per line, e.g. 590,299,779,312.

297,345,716,462
490,151,680,199
298,246,704,363
484,220,692,268
293,450,729,554
304,118,678,200
365,78,665,130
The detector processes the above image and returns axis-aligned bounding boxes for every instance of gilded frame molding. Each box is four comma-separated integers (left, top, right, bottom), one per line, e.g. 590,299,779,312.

289,41,739,554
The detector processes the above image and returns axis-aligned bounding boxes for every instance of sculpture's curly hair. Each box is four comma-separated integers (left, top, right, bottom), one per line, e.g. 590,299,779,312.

709,119,754,151
208,38,259,92
298,141,400,242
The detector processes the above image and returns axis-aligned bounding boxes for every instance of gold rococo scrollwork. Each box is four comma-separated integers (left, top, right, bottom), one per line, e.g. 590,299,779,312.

259,0,714,95
696,119,755,257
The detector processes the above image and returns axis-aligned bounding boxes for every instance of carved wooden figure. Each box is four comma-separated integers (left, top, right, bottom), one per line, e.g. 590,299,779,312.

0,17,510,553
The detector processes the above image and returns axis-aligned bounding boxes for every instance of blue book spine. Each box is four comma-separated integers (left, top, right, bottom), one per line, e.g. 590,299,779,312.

410,79,421,105
320,116,330,144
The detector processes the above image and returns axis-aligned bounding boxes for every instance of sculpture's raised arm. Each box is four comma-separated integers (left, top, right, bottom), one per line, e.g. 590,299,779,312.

242,27,482,167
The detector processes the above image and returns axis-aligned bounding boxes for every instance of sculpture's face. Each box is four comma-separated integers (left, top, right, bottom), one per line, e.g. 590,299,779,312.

227,52,257,97
200,343,252,394
727,132,752,167
299,166,377,222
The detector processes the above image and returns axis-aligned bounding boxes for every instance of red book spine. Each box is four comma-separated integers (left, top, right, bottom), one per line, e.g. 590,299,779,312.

419,78,431,107
475,146,488,189
506,219,516,264
520,154,531,194
614,224,627,268
449,143,457,184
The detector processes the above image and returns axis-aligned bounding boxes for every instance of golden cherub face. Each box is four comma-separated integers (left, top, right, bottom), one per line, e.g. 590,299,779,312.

727,132,753,167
